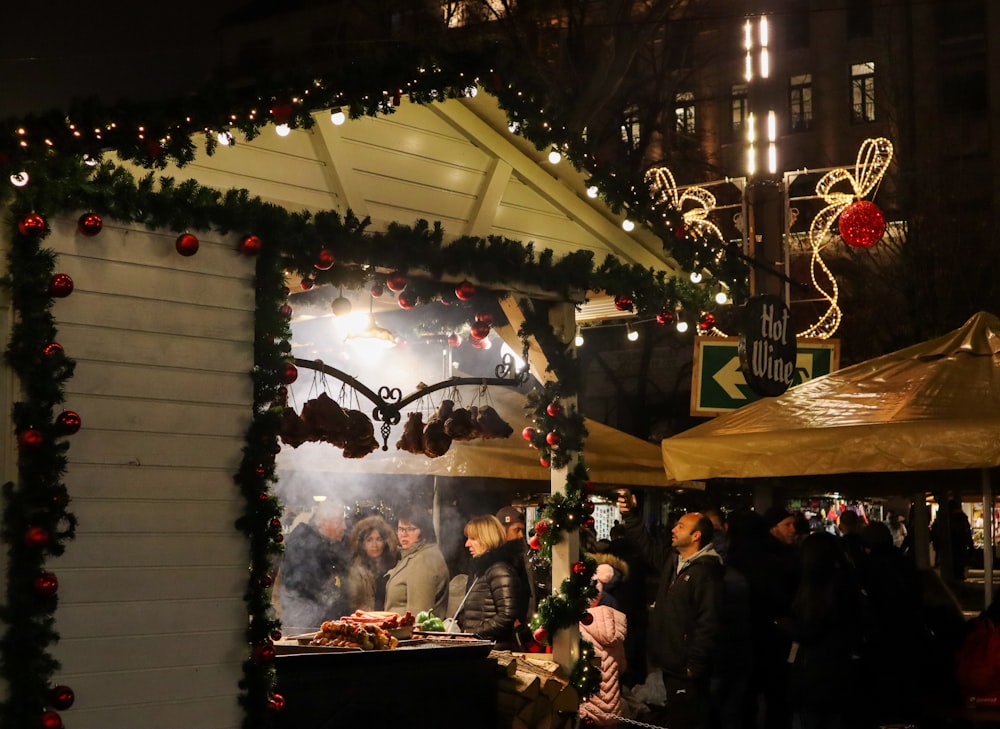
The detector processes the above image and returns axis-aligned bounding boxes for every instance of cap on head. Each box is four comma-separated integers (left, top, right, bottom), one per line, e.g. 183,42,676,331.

496,506,525,526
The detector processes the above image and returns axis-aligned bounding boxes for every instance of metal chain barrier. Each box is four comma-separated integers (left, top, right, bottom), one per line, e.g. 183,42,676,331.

587,704,672,729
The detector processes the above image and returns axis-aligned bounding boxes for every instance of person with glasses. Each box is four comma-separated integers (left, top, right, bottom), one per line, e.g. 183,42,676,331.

346,515,398,613
383,505,450,619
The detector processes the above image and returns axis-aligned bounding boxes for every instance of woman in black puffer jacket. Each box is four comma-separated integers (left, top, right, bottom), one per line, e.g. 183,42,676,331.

458,515,527,650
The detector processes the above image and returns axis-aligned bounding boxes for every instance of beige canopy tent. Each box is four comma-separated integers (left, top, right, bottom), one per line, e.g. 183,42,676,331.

661,310,1000,606
288,380,674,487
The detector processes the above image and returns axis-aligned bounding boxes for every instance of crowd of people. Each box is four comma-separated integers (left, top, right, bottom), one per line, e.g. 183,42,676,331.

275,494,983,729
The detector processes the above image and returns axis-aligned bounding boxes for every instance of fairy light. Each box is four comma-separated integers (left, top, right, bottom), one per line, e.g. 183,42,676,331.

275,124,291,137
626,324,639,342
715,290,729,305
621,219,635,232
574,327,584,347
586,186,599,198
548,149,561,164
690,271,703,284
217,131,234,146
330,108,346,125
676,320,689,333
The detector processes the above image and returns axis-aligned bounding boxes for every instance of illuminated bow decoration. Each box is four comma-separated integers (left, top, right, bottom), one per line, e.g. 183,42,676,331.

800,137,893,338
644,165,725,251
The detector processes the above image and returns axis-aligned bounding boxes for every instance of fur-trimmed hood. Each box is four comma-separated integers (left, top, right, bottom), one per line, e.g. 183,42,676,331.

348,515,398,559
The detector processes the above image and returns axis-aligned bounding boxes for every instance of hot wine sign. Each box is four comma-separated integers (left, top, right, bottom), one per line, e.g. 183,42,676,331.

738,295,797,397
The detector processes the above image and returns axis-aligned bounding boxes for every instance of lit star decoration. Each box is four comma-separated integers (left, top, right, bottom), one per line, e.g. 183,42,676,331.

801,137,894,338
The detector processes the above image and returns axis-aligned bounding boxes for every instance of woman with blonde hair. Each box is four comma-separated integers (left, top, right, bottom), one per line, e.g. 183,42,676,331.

458,514,527,649
346,515,398,612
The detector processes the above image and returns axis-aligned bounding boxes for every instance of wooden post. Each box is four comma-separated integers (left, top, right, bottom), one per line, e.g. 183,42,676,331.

983,469,994,609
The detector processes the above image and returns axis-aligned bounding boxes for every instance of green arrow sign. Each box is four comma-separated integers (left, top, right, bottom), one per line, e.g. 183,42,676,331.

691,336,840,416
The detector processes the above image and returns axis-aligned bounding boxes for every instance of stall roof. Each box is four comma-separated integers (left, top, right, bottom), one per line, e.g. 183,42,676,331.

661,311,1000,481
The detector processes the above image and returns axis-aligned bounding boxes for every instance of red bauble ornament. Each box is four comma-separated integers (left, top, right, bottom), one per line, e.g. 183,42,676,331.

49,274,74,298
77,212,103,236
699,313,717,331
528,535,541,550
581,611,595,626
584,515,596,530
546,401,563,417
24,526,50,549
44,342,64,357
56,411,82,435
534,520,549,536
539,455,551,468
838,200,886,248
300,277,314,291
370,283,385,298
455,280,476,301
40,710,63,729
270,104,293,123
572,561,587,576
613,295,634,312
545,431,560,446
314,249,335,271
252,643,276,664
447,332,462,348
398,292,417,310
18,429,44,449
279,304,293,317
521,427,536,442
18,213,46,237
238,234,262,256
175,233,199,256
656,309,675,326
50,685,75,711
470,321,491,340
475,312,494,326
270,629,283,642
583,501,595,514
34,572,59,598
532,626,548,644
470,337,488,350
386,272,407,292
273,533,284,544
267,693,286,712
281,363,299,384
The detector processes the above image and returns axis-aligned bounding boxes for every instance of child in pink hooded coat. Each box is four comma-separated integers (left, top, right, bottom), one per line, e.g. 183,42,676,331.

579,562,628,726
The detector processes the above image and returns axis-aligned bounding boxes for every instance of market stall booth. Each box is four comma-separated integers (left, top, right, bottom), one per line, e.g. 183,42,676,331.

662,311,1000,606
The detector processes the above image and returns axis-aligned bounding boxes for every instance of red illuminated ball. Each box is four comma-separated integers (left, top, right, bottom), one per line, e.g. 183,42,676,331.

838,200,886,248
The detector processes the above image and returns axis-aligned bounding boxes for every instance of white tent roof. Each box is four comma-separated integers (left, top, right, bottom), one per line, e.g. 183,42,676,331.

661,311,1000,481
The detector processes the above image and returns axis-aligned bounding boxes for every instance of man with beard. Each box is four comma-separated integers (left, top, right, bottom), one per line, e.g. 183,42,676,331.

497,506,542,648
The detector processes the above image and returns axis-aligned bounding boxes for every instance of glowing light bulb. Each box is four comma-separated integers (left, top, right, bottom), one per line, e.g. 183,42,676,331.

715,291,729,304
586,186,599,198
622,219,635,232
217,131,234,146
690,271,703,283
548,149,561,164
626,325,639,342
275,124,291,137
574,328,584,347
330,109,346,126
676,320,689,333
9,172,29,187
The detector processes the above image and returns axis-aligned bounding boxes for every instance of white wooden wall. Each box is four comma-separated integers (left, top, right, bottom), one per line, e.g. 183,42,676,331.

3,215,255,728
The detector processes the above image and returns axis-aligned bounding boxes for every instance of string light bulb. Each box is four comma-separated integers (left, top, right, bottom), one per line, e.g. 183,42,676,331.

547,149,562,164
275,124,291,137
217,130,234,146
330,108,346,126
574,327,584,347
715,290,729,305
586,186,599,198
622,219,635,232
690,271,703,283
626,324,639,342
676,320,689,333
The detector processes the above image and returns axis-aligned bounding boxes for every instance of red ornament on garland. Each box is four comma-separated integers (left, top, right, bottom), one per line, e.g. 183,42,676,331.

279,304,293,318
175,233,199,256
386,272,407,292
370,283,385,298
698,313,717,331
314,249,335,271
534,520,549,536
237,234,262,255
475,312,494,326
528,535,541,550
539,455,551,468
18,429,44,449
470,321,491,340
656,309,675,326
281,363,299,384
50,685,75,711
18,213,46,237
267,694,286,712
613,295,634,312
24,526,50,549
300,277,314,291
252,643,276,664
470,337,488,350
49,273,74,298
447,332,462,348
56,411,82,435
40,710,63,729
43,342,64,357
572,561,588,576
584,515,596,530
581,611,595,626
521,427,536,442
270,629,283,642
455,280,476,301
34,572,59,598
77,212,103,237
398,291,417,310
546,401,563,417
545,431,561,446
838,200,886,248
270,104,293,124
532,626,548,644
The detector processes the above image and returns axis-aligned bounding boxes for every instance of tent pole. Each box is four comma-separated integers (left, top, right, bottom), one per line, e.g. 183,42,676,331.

983,468,994,610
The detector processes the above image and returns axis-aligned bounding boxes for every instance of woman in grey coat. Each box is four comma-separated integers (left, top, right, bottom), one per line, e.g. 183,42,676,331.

383,505,450,619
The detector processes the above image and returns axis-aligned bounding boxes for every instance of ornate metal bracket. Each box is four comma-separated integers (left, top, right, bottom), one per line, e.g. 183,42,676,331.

293,354,530,450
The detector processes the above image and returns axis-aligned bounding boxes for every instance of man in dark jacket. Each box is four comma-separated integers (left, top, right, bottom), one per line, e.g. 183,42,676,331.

279,502,350,631
619,499,723,729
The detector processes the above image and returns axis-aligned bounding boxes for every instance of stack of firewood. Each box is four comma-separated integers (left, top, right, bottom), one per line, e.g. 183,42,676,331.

491,651,580,729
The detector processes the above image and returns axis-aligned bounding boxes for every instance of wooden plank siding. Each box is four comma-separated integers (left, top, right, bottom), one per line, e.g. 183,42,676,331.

20,214,256,729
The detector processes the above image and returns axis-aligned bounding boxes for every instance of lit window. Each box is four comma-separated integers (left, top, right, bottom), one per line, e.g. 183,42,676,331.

788,74,813,132
621,105,641,149
675,91,696,136
851,62,876,123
